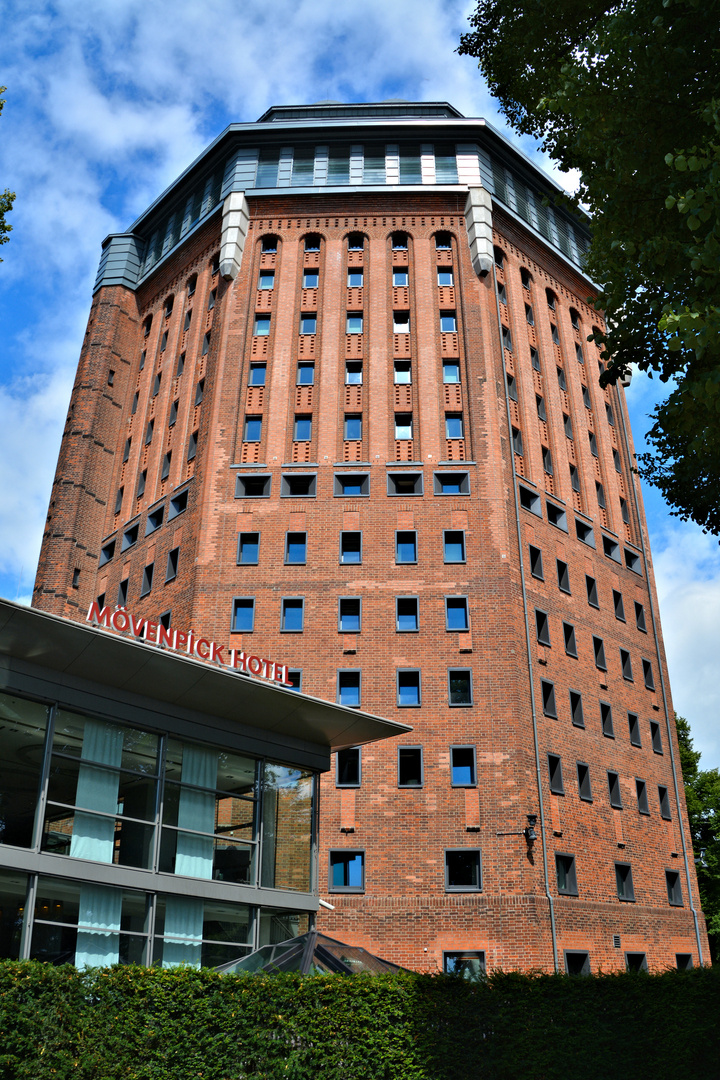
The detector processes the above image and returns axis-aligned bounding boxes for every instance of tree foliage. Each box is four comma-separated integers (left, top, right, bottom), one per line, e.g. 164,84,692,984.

675,714,720,961
459,0,720,535
0,87,15,261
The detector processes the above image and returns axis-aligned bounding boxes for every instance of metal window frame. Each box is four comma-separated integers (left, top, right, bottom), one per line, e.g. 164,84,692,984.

445,595,469,632
577,761,593,802
555,852,578,896
284,531,308,565
444,848,482,892
336,746,361,788
396,595,419,633
336,669,361,708
338,596,362,634
396,668,421,708
443,529,466,564
328,849,365,893
448,668,473,707
395,529,418,564
339,531,362,564
280,596,305,633
556,559,570,594
231,596,255,633
237,532,260,565
450,744,477,787
397,745,424,788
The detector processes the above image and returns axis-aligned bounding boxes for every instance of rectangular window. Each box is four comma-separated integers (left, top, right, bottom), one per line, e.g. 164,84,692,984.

394,360,412,384
345,360,363,384
281,473,317,498
259,271,275,289
235,474,271,498
297,362,314,385
244,417,262,442
169,488,188,518
254,315,270,336
563,622,577,657
445,414,464,439
569,464,580,491
557,559,570,593
577,762,592,801
339,597,361,633
546,502,568,532
608,771,623,808
570,690,584,728
165,547,179,583
348,269,364,287
145,506,163,537
635,602,647,633
616,863,635,901
398,746,423,787
576,520,596,548
666,870,684,906
589,431,598,457
557,366,567,390
285,531,307,564
397,670,421,707
388,472,422,496
335,473,369,496
445,850,481,892
121,524,139,552
187,430,198,462
443,951,486,978
626,953,647,971
451,746,476,785
512,427,523,455
613,590,626,621
650,720,663,754
340,531,362,564
586,576,599,608
344,415,362,441
437,268,454,286
448,669,473,706
440,312,457,333
329,850,364,892
237,532,260,565
194,379,204,406
302,270,318,288
444,530,465,563
346,313,363,334
145,420,154,446
443,360,460,383
642,659,655,690
519,485,541,515
294,415,312,442
536,395,546,421
396,596,419,632
117,578,128,606
168,400,178,427
232,597,255,632
393,311,410,333
676,954,693,970
593,636,607,670
542,447,553,476
603,535,621,562
281,598,304,632
636,779,650,815
434,471,470,495
659,785,671,820
445,597,469,631
620,649,633,681
628,713,641,747
249,363,266,386
556,854,578,896
336,747,360,787
337,670,360,707
535,609,551,646
601,702,614,738
392,268,409,287
530,347,540,370
300,314,317,335
548,754,565,795
542,680,557,718
394,414,413,440
529,545,544,579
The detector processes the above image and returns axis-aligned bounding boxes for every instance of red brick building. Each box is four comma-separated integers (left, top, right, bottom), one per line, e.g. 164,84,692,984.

33,101,708,974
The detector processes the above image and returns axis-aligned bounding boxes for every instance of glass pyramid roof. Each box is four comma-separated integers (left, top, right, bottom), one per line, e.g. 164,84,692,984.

215,931,407,976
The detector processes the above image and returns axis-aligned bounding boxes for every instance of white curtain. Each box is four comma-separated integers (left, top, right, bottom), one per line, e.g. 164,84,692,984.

70,719,123,863
174,745,217,879
161,895,204,968
75,883,122,968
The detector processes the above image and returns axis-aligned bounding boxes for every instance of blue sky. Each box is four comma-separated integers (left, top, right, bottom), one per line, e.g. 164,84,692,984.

1,0,718,766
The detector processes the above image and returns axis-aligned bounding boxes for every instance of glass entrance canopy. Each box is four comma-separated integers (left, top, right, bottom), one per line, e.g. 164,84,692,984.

216,931,406,976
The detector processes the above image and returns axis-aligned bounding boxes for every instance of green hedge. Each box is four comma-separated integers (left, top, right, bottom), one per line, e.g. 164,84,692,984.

0,961,718,1080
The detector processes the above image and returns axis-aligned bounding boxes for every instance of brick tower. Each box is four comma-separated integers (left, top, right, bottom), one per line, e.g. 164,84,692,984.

33,102,708,974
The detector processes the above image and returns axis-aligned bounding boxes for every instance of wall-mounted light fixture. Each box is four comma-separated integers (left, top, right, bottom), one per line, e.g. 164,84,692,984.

523,814,538,846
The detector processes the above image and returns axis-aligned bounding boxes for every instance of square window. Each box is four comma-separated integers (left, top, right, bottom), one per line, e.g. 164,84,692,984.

340,531,362,564
244,417,262,443
608,771,622,808
329,850,364,892
344,415,362,441
337,748,360,787
445,849,481,891
335,473,369,496
563,622,577,657
635,602,647,633
396,597,419,632
676,954,693,971
613,590,626,621
445,414,464,439
286,669,302,691
601,702,615,738
394,360,412,384
294,415,312,442
444,530,466,563
642,659,655,690
392,269,409,286
576,519,596,547
281,598,304,632
556,854,578,895
259,271,275,289
165,547,179,583
603,535,621,562
339,597,361,632
536,609,551,646
297,362,314,385
546,502,568,532
625,952,647,971
636,779,650,815
434,471,470,495
548,754,565,795
398,747,423,787
304,235,320,252
448,669,473,706
346,313,363,334
570,690,584,728
236,474,271,498
285,531,307,564
577,762,592,801
388,472,423,496
261,236,277,253
300,314,317,335
616,863,635,901
628,713,641,747
394,414,413,440
393,311,410,333
519,485,541,515
443,361,460,384
169,488,189,517
145,505,163,537
528,545,544,579
659,786,671,820
437,268,454,287
564,951,590,975
121,523,139,552
556,559,570,593
254,315,270,336
396,530,417,563
345,360,363,384
397,670,421,707
445,597,469,631
620,649,633,681
232,597,255,632
440,312,457,333
348,270,364,288
451,746,476,785
281,474,317,498
302,270,318,288
586,575,599,607
625,548,641,574
650,720,663,754
593,636,607,670
443,951,486,980
337,670,361,707
542,680,557,718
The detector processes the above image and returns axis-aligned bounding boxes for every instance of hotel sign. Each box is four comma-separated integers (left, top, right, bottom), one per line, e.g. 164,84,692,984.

86,602,293,686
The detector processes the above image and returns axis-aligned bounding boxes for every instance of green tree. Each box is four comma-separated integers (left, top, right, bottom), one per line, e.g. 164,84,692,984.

459,0,720,535
0,86,15,260
675,714,720,962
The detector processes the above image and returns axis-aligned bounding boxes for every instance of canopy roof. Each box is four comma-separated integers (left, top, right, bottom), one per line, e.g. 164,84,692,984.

215,931,407,976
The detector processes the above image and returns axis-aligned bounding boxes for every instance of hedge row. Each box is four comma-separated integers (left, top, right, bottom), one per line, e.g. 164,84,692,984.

0,961,718,1079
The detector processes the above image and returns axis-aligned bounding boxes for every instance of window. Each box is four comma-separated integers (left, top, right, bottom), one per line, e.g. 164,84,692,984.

676,954,693,971
659,786,671,820
396,530,417,563
613,590,626,621
493,245,504,267
596,482,605,510
548,754,565,795
398,747,423,787
443,361,460,384
392,232,408,250
628,713,641,747
168,397,178,427
397,670,421,706
169,488,188,518
616,863,635,901
347,269,363,288
642,659,655,691
300,314,317,335
114,487,124,515
339,597,361,633
564,951,590,975
281,598,304,632
244,417,262,442
542,447,553,475
254,315,270,336
235,474,271,498
393,268,409,286
396,597,419,632
449,669,473,706
606,403,615,426
613,448,622,473
117,578,128,605
121,523,139,552
393,311,410,334
620,649,633,681
569,466,581,496
281,473,317,498
388,472,423,496
601,702,614,738
525,304,535,326
570,690,584,727
329,851,364,892
575,344,584,364
434,471,470,495
608,771,622,808
187,430,198,462
512,427,523,455
636,779,650,815
246,363,267,388
345,360,363,384
335,473,369,496
302,270,318,288
620,498,630,525
650,720,663,754
336,748,360,787
145,420,154,446
506,373,518,401
625,952,646,970
259,271,275,290
556,854,578,896
445,850,481,892
451,746,476,786
232,597,255,632
285,532,307,564
152,373,161,397
261,236,277,253
529,545,544,579
346,313,363,335
563,414,573,438
293,415,312,442
286,670,302,691
563,622,577,657
145,506,163,536
535,609,551,646
577,762,592,801
502,326,513,352
445,414,464,439
557,366,567,390
394,414,413,439
593,636,607,670
304,234,320,252
586,575,599,607
519,484,541,515
556,559,570,593
445,597,469,631
444,530,465,563
160,332,168,352
165,547,179,583
340,531,362,564
497,283,507,305
536,395,546,421
176,352,185,376
394,360,412,384
625,548,641,573
297,362,314,385
440,312,457,333
337,670,360,707
541,680,557,718
589,431,598,457
530,347,541,371
437,268,454,286
551,324,560,345
546,503,567,532
603,535,621,562
344,415,362,441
